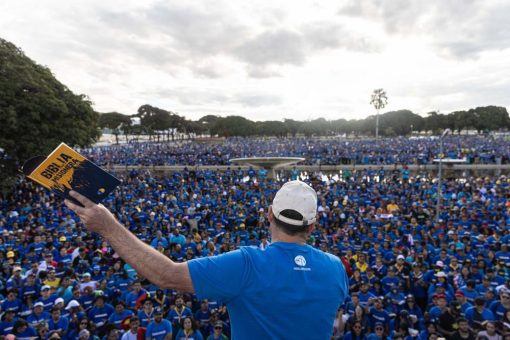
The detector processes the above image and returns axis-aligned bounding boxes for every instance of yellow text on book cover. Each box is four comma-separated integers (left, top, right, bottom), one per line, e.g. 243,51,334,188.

28,143,87,193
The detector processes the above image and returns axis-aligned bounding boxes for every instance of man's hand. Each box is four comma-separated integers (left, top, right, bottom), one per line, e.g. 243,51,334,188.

64,191,117,235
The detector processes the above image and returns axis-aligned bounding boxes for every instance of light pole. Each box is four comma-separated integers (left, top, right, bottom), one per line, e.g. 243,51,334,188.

375,109,380,140
370,89,388,144
436,128,451,222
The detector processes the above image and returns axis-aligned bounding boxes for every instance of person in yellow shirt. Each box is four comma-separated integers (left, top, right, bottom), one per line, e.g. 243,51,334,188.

354,253,369,273
43,266,61,288
387,199,400,213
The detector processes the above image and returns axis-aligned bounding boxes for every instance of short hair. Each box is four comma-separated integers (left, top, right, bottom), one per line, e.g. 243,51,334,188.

456,317,468,324
273,209,309,236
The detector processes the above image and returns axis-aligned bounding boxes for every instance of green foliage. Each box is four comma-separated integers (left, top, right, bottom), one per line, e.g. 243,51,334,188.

370,88,388,111
99,112,132,144
255,120,288,136
210,116,255,137
472,106,510,132
99,112,131,130
197,106,509,138
0,38,100,190
137,104,173,134
378,110,423,135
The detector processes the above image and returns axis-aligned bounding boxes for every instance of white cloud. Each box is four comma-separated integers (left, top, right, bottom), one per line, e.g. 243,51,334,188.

0,0,509,120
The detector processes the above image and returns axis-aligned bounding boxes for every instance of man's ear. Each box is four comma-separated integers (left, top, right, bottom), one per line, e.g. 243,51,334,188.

307,223,316,234
268,206,274,223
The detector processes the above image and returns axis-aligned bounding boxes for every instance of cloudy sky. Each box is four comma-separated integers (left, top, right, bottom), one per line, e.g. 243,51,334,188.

1,0,509,121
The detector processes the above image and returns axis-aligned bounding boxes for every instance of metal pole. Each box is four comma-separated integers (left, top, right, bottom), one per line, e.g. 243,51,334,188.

436,139,443,222
375,109,379,140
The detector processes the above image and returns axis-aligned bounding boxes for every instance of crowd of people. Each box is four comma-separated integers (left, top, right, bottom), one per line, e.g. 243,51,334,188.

82,136,510,166
1,138,510,339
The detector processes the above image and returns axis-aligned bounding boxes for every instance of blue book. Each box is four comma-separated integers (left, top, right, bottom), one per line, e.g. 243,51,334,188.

22,142,120,205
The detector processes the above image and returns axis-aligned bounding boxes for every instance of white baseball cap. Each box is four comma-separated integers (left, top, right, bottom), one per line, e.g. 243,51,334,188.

272,180,317,226
55,297,64,305
397,255,405,261
65,300,80,310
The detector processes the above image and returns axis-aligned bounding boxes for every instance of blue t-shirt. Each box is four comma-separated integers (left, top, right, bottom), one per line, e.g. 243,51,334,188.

146,319,173,340
110,311,132,329
87,304,114,327
188,242,349,340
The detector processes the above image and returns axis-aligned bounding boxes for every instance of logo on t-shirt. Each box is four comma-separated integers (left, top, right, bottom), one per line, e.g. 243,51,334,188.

294,255,306,267
294,255,310,271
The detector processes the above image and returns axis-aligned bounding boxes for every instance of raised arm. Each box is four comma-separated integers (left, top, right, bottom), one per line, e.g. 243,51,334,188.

65,191,194,292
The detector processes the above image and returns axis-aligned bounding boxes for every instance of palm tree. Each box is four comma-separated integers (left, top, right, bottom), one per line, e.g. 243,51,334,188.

370,88,388,140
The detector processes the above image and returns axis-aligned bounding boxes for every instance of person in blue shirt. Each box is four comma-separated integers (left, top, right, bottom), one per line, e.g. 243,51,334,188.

194,300,211,335
78,286,96,311
343,320,368,340
146,309,173,340
453,290,473,317
153,289,171,312
21,273,39,299
87,294,114,329
12,318,38,340
6,266,24,291
175,316,203,340
496,243,510,262
36,285,57,312
358,281,376,307
47,306,69,338
108,300,133,329
125,280,149,311
459,280,479,304
169,227,186,247
465,297,496,329
206,321,229,340
27,302,51,328
368,297,390,332
166,295,192,332
366,321,388,340
489,289,510,320
138,298,156,328
428,294,448,323
1,289,23,314
0,310,17,336
151,230,169,249
65,180,350,340
381,267,400,294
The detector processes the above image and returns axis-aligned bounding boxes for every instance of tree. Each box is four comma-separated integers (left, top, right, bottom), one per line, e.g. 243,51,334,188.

137,105,174,141
472,106,510,132
300,118,330,136
378,110,423,136
198,115,221,136
424,111,441,134
0,38,100,191
370,88,388,140
210,116,255,137
255,120,288,137
98,112,132,144
283,118,302,137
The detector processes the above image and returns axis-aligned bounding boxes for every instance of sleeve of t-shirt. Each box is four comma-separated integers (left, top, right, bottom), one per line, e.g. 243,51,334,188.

145,323,153,339
165,320,172,334
338,259,350,304
187,249,249,303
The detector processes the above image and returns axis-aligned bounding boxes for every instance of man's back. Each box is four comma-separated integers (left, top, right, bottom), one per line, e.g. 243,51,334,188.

189,242,349,339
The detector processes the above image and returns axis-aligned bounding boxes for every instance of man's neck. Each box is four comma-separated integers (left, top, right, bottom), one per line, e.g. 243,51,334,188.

270,229,307,245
